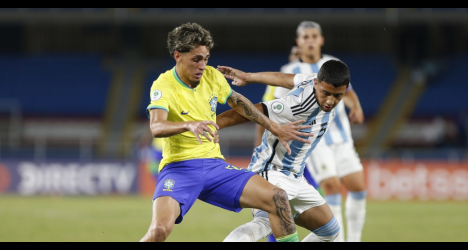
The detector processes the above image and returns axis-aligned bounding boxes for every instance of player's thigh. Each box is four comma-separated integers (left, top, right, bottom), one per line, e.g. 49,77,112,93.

341,171,366,192
152,196,180,229
295,203,334,231
153,159,204,224
291,176,331,230
238,174,285,211
289,178,324,216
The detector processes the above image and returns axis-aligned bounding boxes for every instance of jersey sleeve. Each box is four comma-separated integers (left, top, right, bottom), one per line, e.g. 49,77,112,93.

293,73,317,86
262,98,294,124
214,70,232,104
146,80,174,118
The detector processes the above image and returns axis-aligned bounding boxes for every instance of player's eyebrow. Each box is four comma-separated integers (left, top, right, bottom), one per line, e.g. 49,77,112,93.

193,54,210,59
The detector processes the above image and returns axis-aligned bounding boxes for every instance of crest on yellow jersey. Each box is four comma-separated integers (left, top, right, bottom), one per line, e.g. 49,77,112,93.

209,95,218,113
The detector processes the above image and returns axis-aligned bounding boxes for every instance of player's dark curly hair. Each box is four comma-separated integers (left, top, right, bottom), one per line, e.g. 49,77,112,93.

317,60,350,87
167,22,215,56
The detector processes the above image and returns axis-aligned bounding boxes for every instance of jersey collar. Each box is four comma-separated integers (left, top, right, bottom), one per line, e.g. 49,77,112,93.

172,67,196,89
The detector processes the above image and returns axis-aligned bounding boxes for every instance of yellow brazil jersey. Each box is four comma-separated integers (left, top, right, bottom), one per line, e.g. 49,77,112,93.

262,85,276,102
146,66,232,171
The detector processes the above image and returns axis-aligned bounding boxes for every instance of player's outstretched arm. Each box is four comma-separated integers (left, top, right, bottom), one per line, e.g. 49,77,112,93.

227,91,312,154
217,65,296,89
217,103,262,130
149,109,219,144
343,88,364,124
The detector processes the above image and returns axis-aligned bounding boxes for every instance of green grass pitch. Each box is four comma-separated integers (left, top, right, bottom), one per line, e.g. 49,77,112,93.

0,195,467,242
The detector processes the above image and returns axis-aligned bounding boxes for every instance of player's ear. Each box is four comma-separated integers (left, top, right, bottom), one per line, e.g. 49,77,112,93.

174,51,181,62
321,36,325,47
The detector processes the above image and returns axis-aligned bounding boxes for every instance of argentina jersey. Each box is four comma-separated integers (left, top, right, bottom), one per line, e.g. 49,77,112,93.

276,54,353,145
248,74,335,177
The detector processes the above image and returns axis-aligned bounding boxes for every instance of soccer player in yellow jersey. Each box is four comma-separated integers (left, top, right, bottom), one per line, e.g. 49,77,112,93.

139,22,312,242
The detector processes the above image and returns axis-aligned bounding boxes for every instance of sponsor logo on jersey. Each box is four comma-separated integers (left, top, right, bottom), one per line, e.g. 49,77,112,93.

181,111,189,115
151,90,162,101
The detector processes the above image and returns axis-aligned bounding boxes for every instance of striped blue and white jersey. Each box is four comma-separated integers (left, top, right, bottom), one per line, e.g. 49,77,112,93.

274,54,353,145
248,73,335,177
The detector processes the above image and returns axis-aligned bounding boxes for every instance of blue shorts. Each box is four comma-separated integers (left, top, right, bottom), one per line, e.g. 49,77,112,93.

153,158,257,224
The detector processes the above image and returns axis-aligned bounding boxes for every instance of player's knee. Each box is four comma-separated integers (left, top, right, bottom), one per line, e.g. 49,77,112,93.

321,180,341,194
148,223,173,241
267,188,290,213
312,216,341,242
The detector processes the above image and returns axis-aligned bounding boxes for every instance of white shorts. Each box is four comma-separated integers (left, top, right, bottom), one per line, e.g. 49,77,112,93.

306,141,363,184
264,169,326,219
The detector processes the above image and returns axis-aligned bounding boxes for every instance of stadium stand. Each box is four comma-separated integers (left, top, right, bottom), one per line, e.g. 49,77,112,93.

0,54,111,117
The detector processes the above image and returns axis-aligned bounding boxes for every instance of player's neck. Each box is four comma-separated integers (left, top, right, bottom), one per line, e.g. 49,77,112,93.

174,66,199,88
301,54,321,64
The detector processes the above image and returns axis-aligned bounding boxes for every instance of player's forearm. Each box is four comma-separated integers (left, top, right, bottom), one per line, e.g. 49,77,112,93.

227,91,279,134
246,72,295,89
216,109,250,130
150,120,196,138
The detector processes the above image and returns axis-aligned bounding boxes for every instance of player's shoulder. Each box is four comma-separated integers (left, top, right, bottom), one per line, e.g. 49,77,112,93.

295,73,317,86
203,65,223,78
280,59,301,72
152,69,177,90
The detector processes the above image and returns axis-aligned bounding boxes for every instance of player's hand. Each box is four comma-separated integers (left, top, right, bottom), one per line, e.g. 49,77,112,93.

271,120,313,155
214,130,220,144
348,108,364,124
187,121,219,144
217,65,248,87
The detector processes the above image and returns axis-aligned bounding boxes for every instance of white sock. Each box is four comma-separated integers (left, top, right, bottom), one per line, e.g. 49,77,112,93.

223,215,271,242
325,194,344,242
345,191,367,242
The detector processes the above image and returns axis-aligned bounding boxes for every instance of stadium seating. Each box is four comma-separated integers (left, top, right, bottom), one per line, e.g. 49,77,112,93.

0,53,398,118
414,55,468,117
0,54,111,117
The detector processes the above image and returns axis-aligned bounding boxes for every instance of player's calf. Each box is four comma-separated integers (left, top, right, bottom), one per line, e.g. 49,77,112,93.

223,210,271,242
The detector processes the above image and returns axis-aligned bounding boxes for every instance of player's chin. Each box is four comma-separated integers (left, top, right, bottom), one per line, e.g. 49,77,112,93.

322,105,333,112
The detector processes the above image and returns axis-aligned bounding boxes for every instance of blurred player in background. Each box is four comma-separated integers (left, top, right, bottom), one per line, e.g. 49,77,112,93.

138,131,163,182
217,59,351,242
140,22,311,242
272,20,367,242
137,126,163,188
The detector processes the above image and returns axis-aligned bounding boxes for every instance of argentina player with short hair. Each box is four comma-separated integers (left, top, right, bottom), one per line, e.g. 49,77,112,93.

274,21,367,242
216,59,350,242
